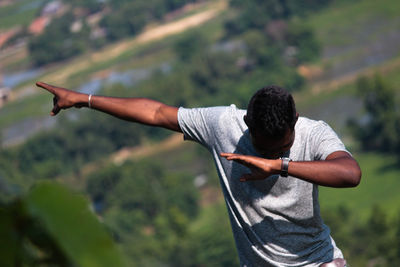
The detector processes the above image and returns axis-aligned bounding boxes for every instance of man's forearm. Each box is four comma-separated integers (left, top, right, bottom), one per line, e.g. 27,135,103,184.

221,151,361,187
88,95,180,131
287,152,361,187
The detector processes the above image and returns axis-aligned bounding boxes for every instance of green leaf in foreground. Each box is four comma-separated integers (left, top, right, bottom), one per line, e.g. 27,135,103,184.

24,181,126,267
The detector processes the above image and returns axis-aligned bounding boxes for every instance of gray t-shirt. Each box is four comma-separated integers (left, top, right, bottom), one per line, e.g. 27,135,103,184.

178,105,348,267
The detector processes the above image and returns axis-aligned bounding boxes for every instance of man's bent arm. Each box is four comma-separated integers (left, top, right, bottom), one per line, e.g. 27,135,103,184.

287,151,361,188
221,151,361,188
36,82,181,132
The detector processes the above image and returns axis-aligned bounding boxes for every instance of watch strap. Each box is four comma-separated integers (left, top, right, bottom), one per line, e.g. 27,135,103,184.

280,157,291,177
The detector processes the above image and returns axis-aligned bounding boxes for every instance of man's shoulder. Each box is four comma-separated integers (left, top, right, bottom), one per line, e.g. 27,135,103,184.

295,117,337,142
178,104,245,121
177,104,247,145
298,116,320,124
296,117,319,131
297,117,330,131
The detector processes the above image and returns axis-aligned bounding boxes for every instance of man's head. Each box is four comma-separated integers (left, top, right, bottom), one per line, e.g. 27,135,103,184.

244,85,298,158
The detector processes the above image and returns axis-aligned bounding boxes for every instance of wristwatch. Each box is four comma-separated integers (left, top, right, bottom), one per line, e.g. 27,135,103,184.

280,157,292,177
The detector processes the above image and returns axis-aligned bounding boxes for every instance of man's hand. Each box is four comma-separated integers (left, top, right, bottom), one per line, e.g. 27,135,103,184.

36,82,88,116
220,153,281,182
36,81,182,132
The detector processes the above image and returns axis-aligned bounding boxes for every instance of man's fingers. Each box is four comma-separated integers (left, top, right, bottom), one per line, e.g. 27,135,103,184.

221,152,248,163
36,82,66,116
36,81,62,95
221,152,270,182
50,96,60,115
51,103,61,116
220,152,241,160
36,81,53,92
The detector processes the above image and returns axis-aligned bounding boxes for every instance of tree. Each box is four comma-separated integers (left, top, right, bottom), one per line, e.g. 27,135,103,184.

86,159,200,265
173,30,208,62
29,12,88,66
225,0,333,36
348,74,400,155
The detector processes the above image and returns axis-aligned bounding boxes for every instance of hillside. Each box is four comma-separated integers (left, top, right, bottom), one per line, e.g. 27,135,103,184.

0,0,227,146
1,0,400,266
1,0,399,232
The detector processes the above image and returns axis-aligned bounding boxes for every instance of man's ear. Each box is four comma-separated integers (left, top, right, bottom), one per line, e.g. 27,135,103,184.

244,115,249,126
291,112,299,129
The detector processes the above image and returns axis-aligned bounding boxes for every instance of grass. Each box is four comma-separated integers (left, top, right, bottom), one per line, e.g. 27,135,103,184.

0,0,43,30
63,8,226,89
319,152,400,221
306,0,400,47
0,91,51,129
301,57,400,223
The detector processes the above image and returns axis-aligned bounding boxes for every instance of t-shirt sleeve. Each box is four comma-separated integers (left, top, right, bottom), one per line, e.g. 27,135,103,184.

310,121,349,160
177,106,227,148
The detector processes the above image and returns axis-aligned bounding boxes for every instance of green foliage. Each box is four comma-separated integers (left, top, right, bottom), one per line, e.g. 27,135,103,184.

226,0,333,35
29,12,90,66
323,205,400,266
28,0,195,66
241,30,281,68
86,159,201,266
178,202,239,266
348,74,400,155
138,50,248,107
221,0,325,94
0,0,42,29
6,1,399,266
0,181,125,267
69,0,104,13
99,2,148,41
286,21,321,63
173,30,208,62
0,110,170,197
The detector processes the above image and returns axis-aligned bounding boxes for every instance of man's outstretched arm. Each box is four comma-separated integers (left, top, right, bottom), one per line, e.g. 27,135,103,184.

221,151,361,188
36,82,181,132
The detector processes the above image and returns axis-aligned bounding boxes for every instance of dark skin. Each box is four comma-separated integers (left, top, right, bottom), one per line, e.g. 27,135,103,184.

36,81,362,188
221,114,361,187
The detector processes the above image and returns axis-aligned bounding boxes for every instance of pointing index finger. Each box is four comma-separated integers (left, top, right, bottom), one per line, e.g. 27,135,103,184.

36,81,60,95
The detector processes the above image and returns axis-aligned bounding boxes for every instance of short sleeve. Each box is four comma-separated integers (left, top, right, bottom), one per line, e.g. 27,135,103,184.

310,121,349,160
177,106,228,149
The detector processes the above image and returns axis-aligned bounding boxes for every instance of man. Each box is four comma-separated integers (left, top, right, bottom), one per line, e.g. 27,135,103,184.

36,82,361,267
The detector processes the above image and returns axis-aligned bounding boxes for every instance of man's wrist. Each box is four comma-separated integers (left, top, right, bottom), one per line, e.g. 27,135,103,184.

76,93,91,108
271,159,283,175
280,157,291,177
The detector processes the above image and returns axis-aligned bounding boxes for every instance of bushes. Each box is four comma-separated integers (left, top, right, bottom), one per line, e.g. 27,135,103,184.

348,74,400,156
323,205,400,266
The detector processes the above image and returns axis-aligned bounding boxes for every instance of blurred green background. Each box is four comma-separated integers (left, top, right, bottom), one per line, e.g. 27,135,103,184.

0,0,400,266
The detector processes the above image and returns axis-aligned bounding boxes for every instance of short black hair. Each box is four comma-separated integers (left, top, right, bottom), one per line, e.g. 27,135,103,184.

246,85,297,139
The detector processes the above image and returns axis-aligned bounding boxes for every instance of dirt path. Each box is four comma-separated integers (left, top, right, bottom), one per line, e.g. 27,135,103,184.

111,133,184,165
112,57,400,165
295,55,400,99
9,1,226,102
35,0,227,86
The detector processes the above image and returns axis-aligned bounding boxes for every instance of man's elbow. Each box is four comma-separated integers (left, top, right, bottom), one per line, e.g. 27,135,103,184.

346,164,362,187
